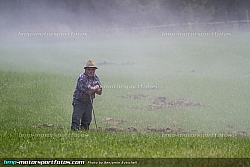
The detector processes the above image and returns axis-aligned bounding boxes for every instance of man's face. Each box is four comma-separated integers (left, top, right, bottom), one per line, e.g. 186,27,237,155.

85,68,96,77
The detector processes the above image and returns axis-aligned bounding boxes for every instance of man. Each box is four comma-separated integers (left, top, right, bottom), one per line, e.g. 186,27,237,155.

71,60,102,130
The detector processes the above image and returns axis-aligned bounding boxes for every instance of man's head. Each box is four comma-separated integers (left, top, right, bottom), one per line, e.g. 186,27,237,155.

84,60,97,77
85,67,96,77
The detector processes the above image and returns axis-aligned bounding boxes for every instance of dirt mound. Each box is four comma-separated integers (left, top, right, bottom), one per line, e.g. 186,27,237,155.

103,117,138,132
35,123,248,136
103,117,186,133
118,94,200,110
37,124,63,129
105,117,128,126
93,127,139,132
95,61,135,66
119,94,149,100
146,127,172,133
148,97,200,110
95,126,191,134
95,61,116,65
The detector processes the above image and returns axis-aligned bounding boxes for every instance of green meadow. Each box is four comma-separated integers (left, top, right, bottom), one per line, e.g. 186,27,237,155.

1,31,250,164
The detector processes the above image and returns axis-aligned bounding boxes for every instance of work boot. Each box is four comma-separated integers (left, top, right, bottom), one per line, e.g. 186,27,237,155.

71,125,80,131
81,123,90,130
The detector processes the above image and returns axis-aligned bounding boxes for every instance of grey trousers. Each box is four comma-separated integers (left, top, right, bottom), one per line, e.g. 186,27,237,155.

71,98,93,130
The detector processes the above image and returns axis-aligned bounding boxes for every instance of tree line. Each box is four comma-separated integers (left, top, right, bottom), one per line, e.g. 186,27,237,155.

1,0,249,29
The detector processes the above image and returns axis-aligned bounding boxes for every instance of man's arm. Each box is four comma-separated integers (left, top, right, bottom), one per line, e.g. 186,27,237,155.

87,85,102,95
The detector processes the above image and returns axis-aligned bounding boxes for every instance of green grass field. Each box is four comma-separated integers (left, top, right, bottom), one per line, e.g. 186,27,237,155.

1,31,250,165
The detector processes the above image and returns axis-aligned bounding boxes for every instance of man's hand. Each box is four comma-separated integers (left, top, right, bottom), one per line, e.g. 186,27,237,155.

94,85,99,89
95,87,102,95
88,85,102,95
94,85,102,95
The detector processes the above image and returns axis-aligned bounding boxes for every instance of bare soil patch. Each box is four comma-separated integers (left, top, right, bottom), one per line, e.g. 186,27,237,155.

36,123,63,129
119,94,149,100
105,117,128,126
118,94,200,110
94,126,195,134
35,123,248,136
148,96,200,110
95,61,135,66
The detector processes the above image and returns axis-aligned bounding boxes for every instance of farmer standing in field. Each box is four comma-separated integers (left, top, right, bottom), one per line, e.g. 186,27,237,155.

71,60,102,130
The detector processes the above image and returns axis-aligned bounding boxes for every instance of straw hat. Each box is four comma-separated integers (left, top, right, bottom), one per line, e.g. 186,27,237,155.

84,60,98,69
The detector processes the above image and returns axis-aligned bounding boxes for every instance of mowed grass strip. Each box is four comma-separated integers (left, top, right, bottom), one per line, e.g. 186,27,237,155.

1,128,249,158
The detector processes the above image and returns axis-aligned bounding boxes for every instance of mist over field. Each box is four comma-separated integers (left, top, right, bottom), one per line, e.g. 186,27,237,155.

0,0,249,76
